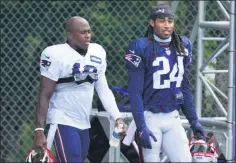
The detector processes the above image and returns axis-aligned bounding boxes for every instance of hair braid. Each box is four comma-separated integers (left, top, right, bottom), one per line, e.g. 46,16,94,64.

171,30,186,72
172,30,186,56
145,25,157,57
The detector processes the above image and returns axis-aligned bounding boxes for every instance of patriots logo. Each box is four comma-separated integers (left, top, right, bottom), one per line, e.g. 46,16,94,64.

125,54,141,67
40,59,51,70
156,8,165,13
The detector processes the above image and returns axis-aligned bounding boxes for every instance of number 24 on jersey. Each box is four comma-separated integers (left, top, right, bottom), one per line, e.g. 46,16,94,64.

152,56,184,89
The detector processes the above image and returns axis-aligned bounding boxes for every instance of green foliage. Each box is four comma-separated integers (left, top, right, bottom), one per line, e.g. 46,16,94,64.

14,122,34,162
204,41,218,69
24,35,41,61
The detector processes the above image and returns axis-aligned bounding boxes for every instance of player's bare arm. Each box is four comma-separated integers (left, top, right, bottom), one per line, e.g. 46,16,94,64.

34,76,56,150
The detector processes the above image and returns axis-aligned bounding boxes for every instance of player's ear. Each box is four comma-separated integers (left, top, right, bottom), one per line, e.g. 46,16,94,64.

149,19,154,27
67,32,72,39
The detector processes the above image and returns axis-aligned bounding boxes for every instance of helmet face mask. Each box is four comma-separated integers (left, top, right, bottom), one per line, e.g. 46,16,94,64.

25,148,55,163
189,136,219,162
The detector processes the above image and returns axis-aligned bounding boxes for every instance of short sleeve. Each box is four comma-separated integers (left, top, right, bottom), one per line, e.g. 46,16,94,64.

125,39,144,70
100,47,107,74
40,47,61,81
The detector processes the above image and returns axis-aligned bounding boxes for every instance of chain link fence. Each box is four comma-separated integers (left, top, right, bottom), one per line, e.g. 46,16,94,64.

1,1,229,162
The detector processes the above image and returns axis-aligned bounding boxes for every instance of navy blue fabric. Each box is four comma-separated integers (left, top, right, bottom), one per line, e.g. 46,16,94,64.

53,124,89,163
111,86,129,96
180,68,198,123
150,4,174,20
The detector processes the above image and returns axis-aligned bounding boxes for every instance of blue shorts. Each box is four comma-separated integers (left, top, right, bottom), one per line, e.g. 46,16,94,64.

47,124,90,162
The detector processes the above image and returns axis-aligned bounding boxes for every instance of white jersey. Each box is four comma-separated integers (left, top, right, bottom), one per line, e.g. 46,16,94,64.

40,43,121,129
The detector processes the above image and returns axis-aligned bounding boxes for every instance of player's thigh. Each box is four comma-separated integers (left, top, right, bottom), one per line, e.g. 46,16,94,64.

162,117,191,162
53,124,82,162
78,128,90,161
143,111,162,162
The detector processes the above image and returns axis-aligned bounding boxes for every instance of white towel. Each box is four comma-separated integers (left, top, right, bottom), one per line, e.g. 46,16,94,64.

122,119,137,146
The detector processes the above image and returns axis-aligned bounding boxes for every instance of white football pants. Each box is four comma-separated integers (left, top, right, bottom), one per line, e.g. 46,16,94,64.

142,110,192,162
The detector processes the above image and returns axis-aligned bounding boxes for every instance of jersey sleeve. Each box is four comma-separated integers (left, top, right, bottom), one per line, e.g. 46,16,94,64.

180,69,198,123
182,36,192,66
125,40,145,70
95,73,121,120
40,47,61,81
98,45,107,74
91,45,107,76
125,39,146,130
180,37,198,123
94,45,121,120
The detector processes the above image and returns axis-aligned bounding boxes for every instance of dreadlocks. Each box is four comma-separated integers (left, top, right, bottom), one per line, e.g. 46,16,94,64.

145,25,157,57
144,25,186,57
172,30,186,56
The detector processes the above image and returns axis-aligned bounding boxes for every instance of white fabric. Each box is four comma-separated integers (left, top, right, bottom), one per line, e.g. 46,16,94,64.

142,110,191,162
122,119,136,146
47,124,58,149
40,43,120,129
95,73,121,121
153,34,172,43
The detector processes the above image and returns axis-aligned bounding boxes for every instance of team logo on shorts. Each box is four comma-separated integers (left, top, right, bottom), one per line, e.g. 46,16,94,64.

125,54,141,67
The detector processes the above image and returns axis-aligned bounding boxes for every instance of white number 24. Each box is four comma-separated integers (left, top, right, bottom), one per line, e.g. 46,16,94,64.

152,56,184,89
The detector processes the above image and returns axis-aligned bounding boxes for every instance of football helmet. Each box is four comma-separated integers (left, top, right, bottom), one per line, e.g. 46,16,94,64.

189,136,218,162
25,148,55,163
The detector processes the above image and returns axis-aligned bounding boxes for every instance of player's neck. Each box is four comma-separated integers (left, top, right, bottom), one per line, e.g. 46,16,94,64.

75,48,87,56
153,34,172,45
67,41,87,56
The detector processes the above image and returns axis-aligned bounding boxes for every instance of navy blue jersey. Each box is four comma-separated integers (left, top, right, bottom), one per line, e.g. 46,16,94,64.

125,36,197,129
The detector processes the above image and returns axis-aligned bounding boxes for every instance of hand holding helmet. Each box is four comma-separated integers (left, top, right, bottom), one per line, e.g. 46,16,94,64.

33,131,47,152
190,120,206,139
25,148,55,163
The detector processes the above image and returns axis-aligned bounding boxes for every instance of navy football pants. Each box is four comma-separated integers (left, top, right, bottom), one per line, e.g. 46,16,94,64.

47,124,90,163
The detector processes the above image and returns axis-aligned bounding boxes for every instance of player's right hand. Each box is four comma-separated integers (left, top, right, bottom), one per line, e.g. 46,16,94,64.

138,126,157,149
33,131,47,152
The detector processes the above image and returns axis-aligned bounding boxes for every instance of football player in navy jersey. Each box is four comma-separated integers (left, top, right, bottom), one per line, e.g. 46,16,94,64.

125,4,206,162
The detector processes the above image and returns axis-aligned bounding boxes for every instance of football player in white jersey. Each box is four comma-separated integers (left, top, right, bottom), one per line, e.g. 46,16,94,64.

33,16,126,162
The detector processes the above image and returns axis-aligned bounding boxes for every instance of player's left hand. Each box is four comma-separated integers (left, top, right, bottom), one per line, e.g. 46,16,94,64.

138,126,157,149
115,118,127,139
190,120,206,139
